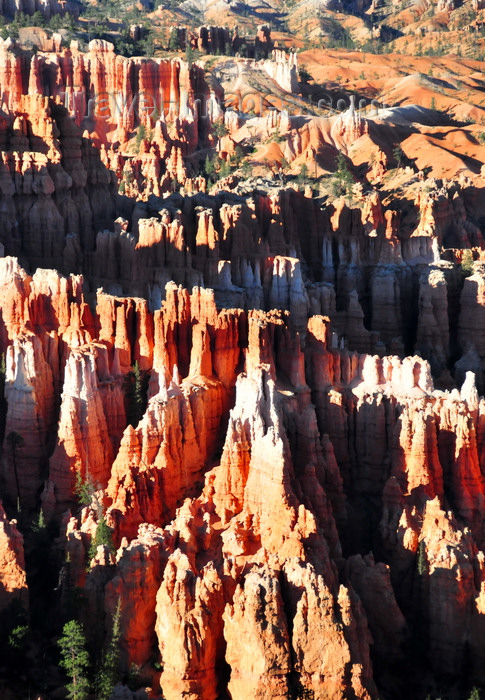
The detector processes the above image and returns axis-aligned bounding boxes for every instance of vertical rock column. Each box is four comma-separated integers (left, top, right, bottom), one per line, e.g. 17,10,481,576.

2,332,55,510
49,346,113,508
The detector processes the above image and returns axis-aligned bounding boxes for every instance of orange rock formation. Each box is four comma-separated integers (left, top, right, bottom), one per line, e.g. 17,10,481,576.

4,37,485,700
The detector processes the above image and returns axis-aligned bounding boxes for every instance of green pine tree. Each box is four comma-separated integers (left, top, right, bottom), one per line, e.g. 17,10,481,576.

32,508,47,537
131,360,145,426
212,121,229,141
0,352,6,445
132,361,144,418
297,163,309,185
417,540,427,576
31,10,45,27
8,19,19,39
231,145,244,167
74,470,96,507
95,600,122,700
58,620,91,700
331,153,354,197
204,155,215,178
168,28,182,52
219,159,231,179
124,361,146,428
135,125,147,153
142,32,154,58
49,13,62,31
88,516,115,563
6,431,24,512
185,43,195,67
393,145,405,169
240,160,252,179
461,249,474,277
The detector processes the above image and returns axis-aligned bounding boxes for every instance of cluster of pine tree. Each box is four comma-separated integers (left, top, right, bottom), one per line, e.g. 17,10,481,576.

58,600,122,700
